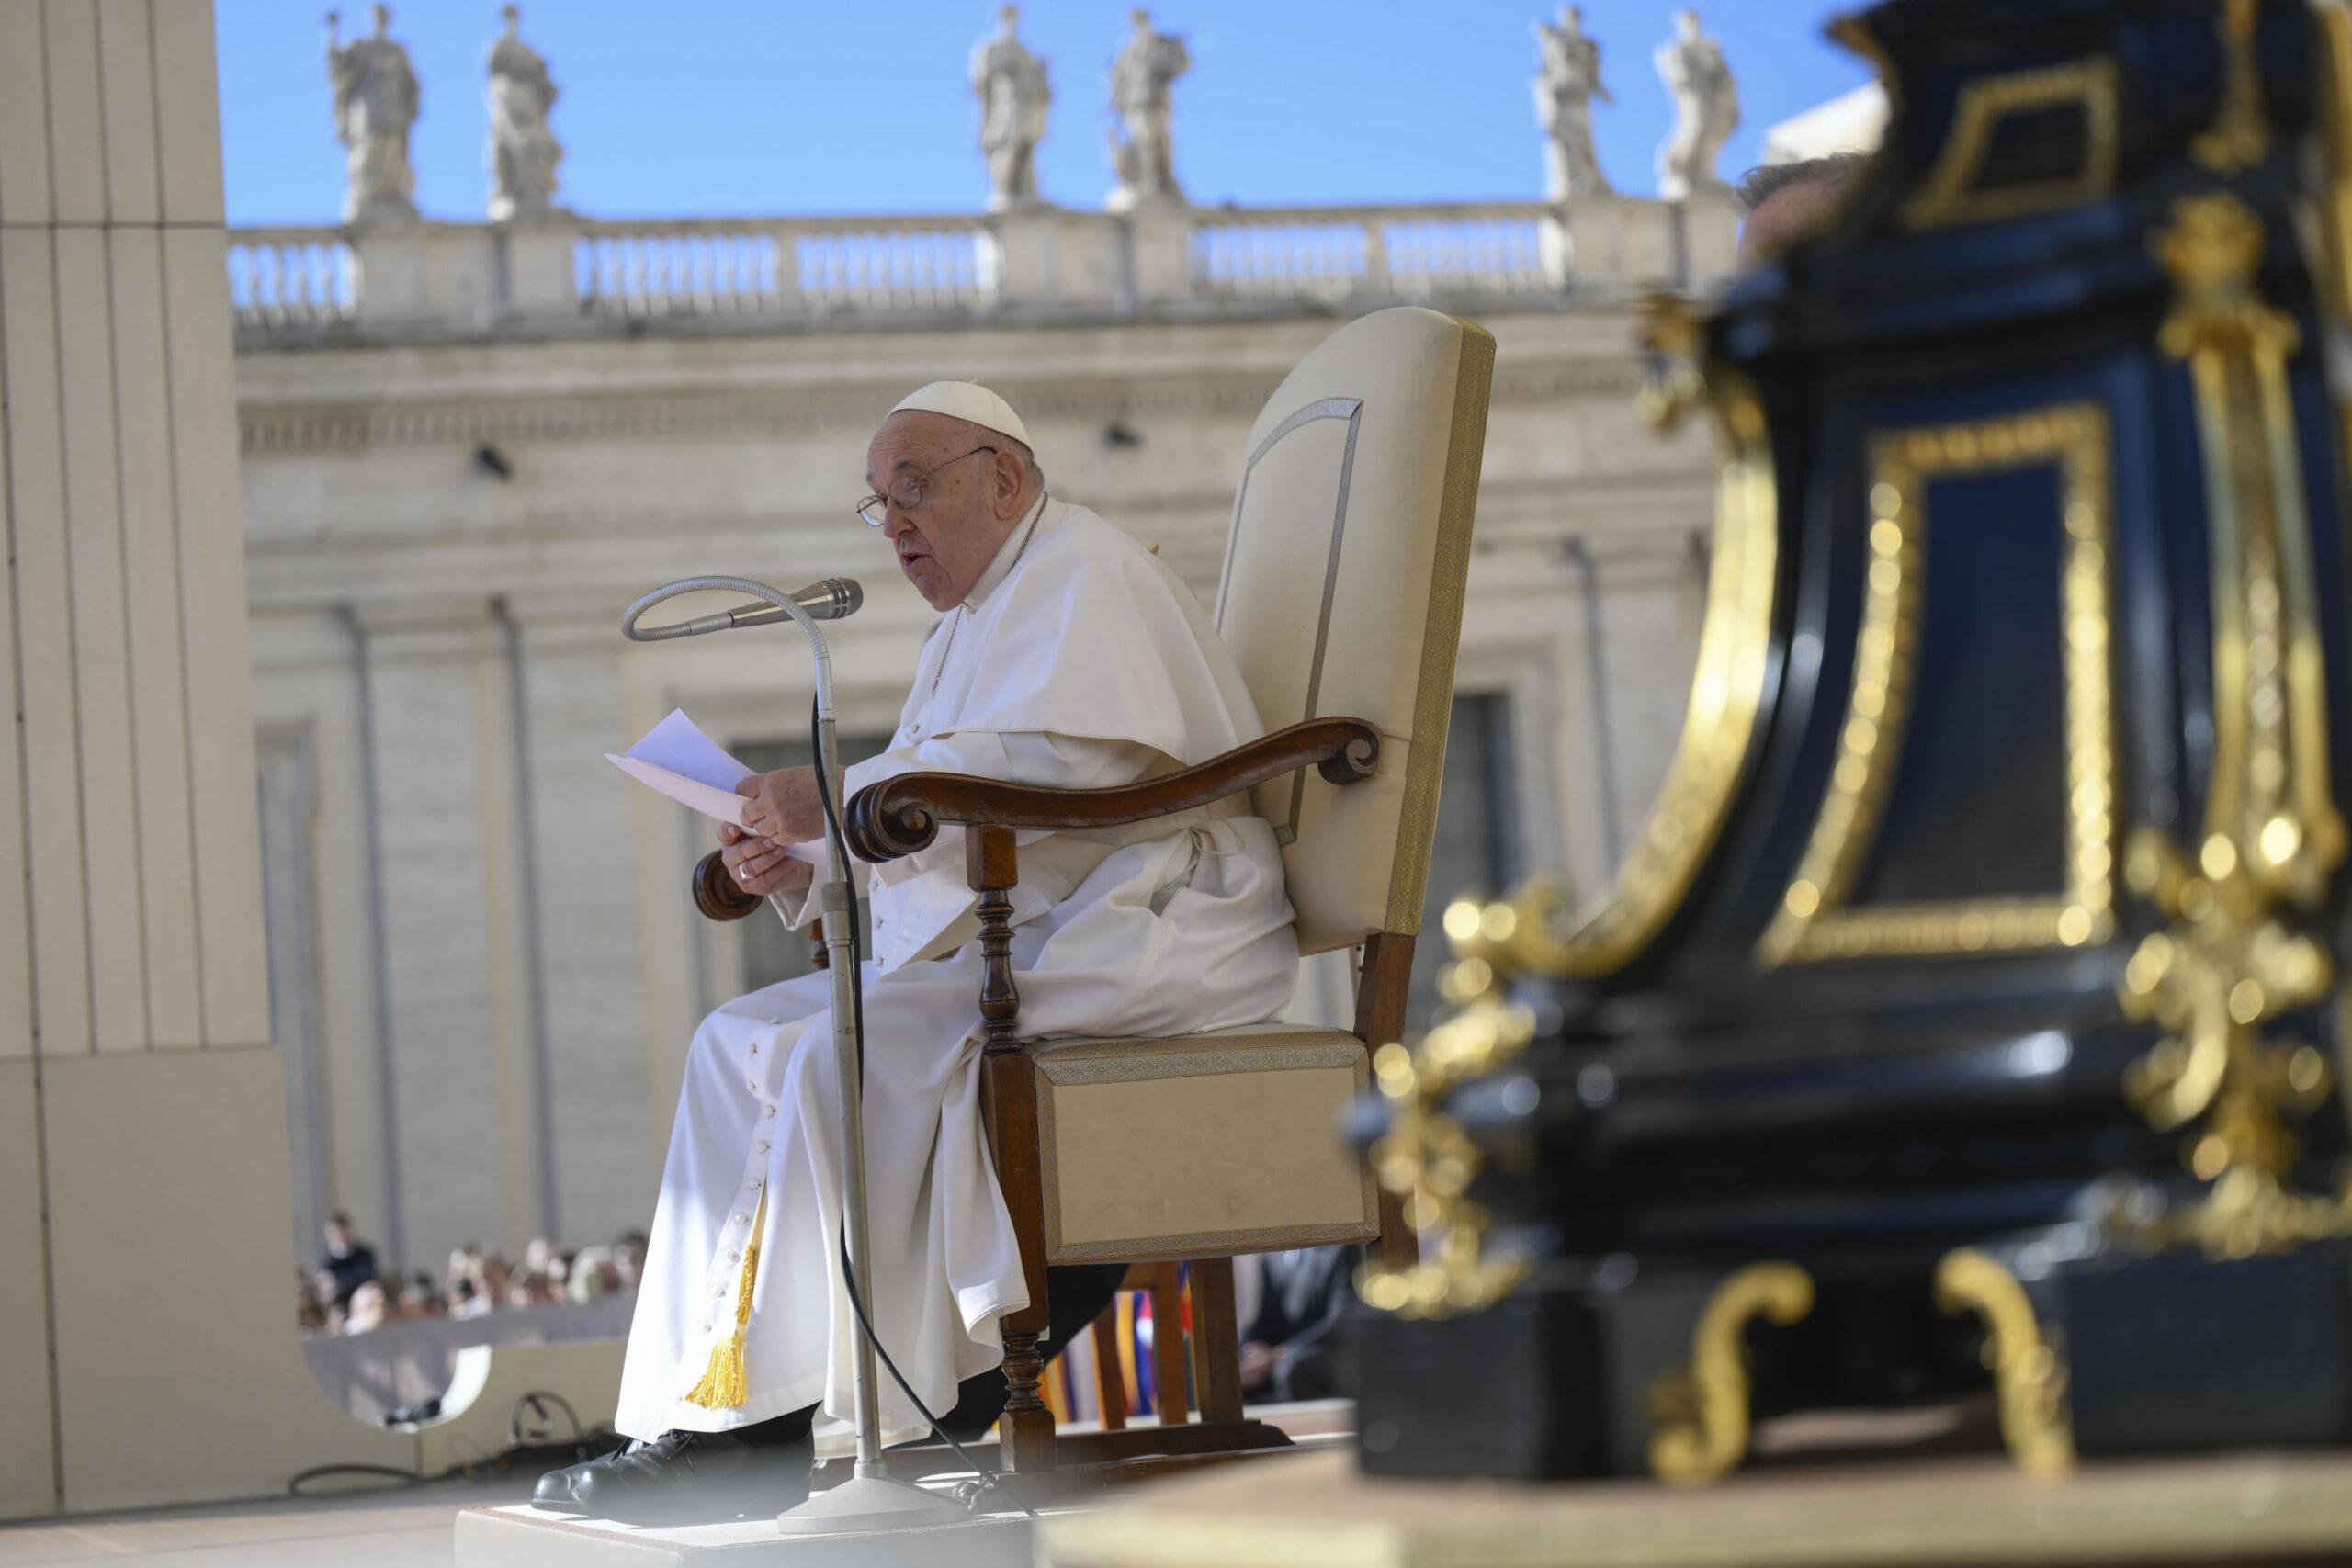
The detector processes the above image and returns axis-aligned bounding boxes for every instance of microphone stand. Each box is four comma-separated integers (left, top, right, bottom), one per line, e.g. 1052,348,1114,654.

622,577,967,1535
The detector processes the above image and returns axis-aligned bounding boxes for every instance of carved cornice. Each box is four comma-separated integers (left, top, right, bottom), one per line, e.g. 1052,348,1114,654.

237,359,1650,455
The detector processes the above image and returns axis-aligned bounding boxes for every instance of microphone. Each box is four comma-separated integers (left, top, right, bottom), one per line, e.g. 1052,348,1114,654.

650,578,864,639
730,577,863,627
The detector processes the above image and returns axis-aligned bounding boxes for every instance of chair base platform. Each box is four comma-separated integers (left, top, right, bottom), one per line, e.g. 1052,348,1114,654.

456,1495,1036,1567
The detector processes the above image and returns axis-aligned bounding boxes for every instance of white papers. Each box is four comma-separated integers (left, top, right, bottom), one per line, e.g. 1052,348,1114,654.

607,709,827,866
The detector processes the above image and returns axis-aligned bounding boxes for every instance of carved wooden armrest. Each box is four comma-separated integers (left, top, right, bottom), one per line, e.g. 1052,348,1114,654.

692,849,767,922
845,717,1380,863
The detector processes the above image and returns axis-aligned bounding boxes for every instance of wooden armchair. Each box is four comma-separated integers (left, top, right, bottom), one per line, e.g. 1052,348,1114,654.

694,305,1496,1474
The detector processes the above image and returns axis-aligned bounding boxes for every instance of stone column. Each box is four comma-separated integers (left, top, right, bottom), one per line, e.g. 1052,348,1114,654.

0,0,406,1519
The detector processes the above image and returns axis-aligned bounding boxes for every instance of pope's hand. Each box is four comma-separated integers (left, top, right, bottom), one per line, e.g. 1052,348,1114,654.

718,821,813,898
735,765,824,844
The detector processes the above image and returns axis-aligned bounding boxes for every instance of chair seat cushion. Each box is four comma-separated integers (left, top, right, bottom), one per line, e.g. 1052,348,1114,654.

1020,1024,1382,1265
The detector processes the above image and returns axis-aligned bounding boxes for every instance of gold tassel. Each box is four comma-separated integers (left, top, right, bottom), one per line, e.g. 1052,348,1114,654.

684,1187,766,1409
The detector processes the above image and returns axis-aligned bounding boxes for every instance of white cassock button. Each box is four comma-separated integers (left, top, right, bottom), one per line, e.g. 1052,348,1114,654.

747,1077,759,1092
750,1043,760,1056
763,1105,776,1118
725,1248,741,1262
754,1140,770,1155
747,1178,762,1191
701,1320,714,1333
766,1018,781,1026
731,1211,750,1224
713,1283,727,1297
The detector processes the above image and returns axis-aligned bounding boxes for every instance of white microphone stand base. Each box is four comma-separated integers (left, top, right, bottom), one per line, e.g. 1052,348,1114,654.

775,1475,973,1536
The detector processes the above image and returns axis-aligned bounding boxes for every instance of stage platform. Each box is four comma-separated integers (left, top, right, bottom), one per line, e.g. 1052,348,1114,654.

1035,1441,2352,1568
456,1404,1352,1566
457,1497,1042,1567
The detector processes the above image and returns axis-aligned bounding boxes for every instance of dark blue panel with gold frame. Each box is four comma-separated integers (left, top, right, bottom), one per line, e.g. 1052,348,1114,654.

1352,0,2352,1485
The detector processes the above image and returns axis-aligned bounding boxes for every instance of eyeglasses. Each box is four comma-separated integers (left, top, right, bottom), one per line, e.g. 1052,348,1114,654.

856,446,998,527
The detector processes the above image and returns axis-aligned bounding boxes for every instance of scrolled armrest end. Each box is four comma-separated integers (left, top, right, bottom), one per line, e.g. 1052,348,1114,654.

848,784,942,864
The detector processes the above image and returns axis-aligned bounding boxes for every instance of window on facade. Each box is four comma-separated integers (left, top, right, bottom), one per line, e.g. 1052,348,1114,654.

1407,693,1521,1037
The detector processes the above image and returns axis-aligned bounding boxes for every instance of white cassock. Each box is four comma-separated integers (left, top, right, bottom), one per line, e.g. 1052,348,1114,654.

615,496,1300,1443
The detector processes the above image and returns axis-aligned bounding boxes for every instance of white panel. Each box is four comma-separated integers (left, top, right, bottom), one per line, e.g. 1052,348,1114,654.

0,230,91,1055
0,0,52,226
52,227,146,1052
109,228,200,1047
44,1048,409,1513
0,1063,57,1519
161,225,269,1048
148,0,222,225
93,0,159,225
39,0,104,225
0,284,28,1064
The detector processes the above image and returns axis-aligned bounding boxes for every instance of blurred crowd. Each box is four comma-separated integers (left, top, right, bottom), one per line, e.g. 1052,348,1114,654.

299,1212,646,1336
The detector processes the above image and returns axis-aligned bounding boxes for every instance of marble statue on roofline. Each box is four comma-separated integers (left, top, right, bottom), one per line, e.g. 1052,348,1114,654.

1534,6,1614,202
1655,7,1740,201
1106,7,1189,212
487,5,566,221
325,5,420,224
972,6,1052,211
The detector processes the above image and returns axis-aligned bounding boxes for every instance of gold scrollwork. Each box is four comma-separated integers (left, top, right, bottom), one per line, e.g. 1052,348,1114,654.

1645,1262,1815,1487
1900,58,2120,232
2112,194,2350,1260
1932,1247,2076,1478
2193,0,2271,174
2315,1,2352,322
1499,297,1778,979
1758,402,2118,966
1357,994,1537,1319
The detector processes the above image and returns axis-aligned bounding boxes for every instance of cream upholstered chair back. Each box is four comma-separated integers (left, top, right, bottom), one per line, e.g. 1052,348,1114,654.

1213,307,1495,955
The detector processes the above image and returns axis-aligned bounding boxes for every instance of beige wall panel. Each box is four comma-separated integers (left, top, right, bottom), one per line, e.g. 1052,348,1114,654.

0,1062,57,1519
469,628,544,1249
163,226,270,1047
0,1,52,225
43,1046,409,1512
250,616,393,1242
368,631,512,1259
93,0,159,225
38,0,105,225
108,228,201,1046
1,230,92,1055
521,634,657,1242
53,226,147,1052
0,356,28,1061
149,0,223,226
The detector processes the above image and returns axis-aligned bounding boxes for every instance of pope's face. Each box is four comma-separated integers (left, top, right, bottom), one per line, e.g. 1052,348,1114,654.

866,411,1024,612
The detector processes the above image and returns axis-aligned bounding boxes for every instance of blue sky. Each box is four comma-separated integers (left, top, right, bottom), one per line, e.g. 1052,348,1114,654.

219,2,1873,225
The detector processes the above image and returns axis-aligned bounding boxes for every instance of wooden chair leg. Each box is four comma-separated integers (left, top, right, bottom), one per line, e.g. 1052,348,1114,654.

1090,1307,1128,1430
1358,932,1420,1271
1148,1262,1190,1426
982,1043,1057,1472
1188,1257,1244,1424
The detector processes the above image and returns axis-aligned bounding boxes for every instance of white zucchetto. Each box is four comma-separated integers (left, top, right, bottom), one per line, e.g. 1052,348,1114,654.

886,380,1033,448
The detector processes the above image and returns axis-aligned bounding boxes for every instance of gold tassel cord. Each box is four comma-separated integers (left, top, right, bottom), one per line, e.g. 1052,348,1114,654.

684,1186,766,1409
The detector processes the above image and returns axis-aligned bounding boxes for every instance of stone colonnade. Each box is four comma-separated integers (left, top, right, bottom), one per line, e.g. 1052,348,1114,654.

0,0,409,1519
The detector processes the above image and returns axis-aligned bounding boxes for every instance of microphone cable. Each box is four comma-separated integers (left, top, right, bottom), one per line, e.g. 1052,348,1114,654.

806,697,1042,1523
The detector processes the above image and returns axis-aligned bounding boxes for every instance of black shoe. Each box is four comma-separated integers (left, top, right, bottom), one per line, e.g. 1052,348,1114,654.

571,1429,810,1526
531,1454,603,1514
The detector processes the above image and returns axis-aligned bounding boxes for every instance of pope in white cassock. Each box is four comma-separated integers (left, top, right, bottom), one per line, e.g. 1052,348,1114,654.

542,382,1301,1522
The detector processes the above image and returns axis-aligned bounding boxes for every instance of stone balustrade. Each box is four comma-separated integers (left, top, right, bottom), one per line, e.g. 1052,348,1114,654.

226,194,1735,344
